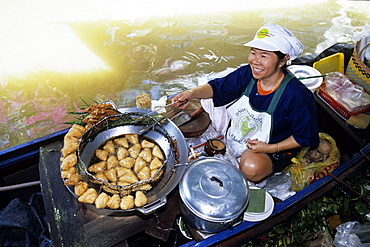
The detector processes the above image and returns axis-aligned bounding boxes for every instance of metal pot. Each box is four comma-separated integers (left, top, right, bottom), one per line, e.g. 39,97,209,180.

74,108,188,215
179,157,249,233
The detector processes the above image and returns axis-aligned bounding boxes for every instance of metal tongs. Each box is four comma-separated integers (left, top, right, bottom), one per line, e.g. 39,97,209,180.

140,100,188,133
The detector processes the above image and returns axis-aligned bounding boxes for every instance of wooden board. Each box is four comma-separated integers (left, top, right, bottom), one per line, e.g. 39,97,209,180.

166,99,210,137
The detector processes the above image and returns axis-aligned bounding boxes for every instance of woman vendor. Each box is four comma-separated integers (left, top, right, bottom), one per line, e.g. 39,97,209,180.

172,23,319,183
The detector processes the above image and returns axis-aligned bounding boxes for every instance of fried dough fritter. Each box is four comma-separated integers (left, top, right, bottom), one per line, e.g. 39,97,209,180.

134,191,148,207
74,181,89,197
95,192,110,209
78,188,98,204
95,149,109,161
107,194,121,209
120,195,135,210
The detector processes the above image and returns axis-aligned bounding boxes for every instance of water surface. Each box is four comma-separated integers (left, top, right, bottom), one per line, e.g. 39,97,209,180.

0,0,369,150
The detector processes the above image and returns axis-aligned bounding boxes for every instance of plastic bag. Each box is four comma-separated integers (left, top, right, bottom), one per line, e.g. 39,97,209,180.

334,221,370,247
325,72,370,113
354,25,370,62
200,98,230,136
284,132,340,192
264,172,296,201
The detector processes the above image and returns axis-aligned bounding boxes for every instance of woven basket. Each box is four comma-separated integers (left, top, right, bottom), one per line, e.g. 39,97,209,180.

345,41,370,94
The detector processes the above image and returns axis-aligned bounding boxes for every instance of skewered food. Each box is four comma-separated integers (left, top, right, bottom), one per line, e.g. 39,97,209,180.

83,103,119,129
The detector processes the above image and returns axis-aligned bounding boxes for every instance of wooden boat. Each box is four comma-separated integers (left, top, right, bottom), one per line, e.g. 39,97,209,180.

1,43,369,246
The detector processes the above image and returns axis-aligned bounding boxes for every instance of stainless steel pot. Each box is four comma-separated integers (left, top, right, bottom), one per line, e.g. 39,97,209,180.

179,157,249,233
73,108,188,215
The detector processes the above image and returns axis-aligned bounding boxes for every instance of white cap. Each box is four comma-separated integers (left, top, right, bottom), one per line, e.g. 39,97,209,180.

244,23,304,60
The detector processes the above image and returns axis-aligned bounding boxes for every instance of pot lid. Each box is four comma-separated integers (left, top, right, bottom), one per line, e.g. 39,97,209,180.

179,157,249,222
288,65,323,92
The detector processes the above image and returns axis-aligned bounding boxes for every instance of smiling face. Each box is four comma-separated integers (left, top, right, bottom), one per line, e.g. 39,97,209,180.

248,48,288,82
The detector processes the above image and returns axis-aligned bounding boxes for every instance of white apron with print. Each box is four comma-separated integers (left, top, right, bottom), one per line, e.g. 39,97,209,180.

226,73,292,158
226,95,272,157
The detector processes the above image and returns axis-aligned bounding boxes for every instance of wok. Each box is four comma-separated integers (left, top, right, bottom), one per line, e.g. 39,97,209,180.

69,108,188,215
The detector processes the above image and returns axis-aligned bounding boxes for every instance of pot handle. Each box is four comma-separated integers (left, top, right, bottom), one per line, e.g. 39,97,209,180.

136,197,167,215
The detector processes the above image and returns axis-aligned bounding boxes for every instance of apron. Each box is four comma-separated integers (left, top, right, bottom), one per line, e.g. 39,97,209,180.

226,73,293,157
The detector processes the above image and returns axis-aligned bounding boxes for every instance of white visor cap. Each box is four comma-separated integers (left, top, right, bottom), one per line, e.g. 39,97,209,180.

244,23,304,60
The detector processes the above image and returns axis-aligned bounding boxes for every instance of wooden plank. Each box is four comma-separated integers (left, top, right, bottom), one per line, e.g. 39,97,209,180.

39,140,151,247
39,140,89,247
85,214,150,246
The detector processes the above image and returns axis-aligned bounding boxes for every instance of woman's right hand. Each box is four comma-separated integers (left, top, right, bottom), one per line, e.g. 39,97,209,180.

171,89,193,109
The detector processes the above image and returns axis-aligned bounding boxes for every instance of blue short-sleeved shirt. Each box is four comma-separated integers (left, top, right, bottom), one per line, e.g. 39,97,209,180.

208,64,319,147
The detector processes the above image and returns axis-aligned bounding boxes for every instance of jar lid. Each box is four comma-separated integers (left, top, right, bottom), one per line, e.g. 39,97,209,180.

179,157,249,222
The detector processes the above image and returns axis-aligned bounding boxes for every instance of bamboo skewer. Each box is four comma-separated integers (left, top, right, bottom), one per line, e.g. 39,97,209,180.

192,135,224,150
298,74,327,80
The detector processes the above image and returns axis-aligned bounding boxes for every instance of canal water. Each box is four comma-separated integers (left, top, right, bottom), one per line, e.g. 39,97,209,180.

0,0,369,150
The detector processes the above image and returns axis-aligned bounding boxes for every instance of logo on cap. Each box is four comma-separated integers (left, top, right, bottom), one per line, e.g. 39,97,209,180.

257,28,270,39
